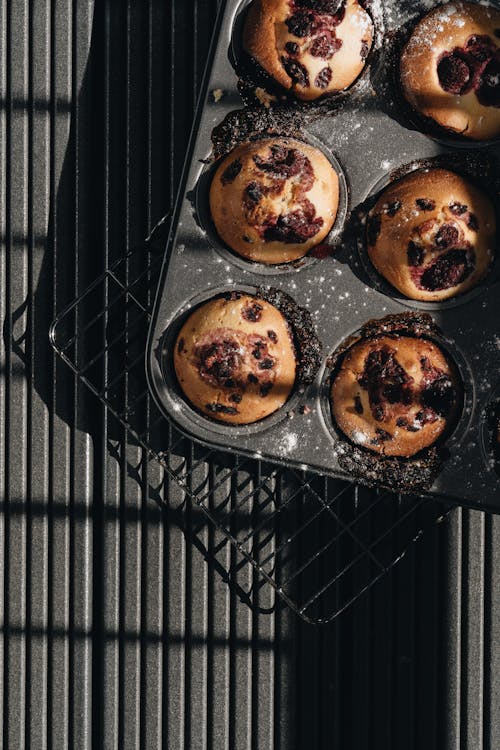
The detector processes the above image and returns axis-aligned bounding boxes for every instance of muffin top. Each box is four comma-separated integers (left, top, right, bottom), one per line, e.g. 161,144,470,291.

400,2,500,140
174,293,297,424
209,137,339,264
367,167,496,302
243,0,374,101
331,334,460,457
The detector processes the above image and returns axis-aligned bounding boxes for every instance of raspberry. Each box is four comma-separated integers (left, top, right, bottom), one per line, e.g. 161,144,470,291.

309,34,342,59
477,57,500,107
407,241,424,267
285,41,299,55
281,56,310,87
420,249,473,291
437,53,471,95
315,66,333,89
416,198,436,211
221,158,242,185
435,223,460,248
286,11,315,38
450,202,468,215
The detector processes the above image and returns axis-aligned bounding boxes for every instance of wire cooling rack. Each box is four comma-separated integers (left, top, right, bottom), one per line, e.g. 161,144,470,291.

50,215,449,625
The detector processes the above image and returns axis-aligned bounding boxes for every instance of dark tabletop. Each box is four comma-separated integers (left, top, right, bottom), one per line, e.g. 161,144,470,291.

1,0,499,747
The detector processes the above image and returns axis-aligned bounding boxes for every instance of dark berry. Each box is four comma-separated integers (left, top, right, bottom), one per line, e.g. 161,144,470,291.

310,34,342,59
263,201,324,244
407,241,424,267
244,181,263,207
367,213,381,246
376,428,393,442
285,41,300,55
450,202,468,215
354,395,364,414
286,11,315,38
177,337,185,354
358,346,414,422
206,403,239,415
437,53,471,95
281,56,309,87
248,373,258,384
422,375,455,416
315,66,333,89
242,302,263,322
253,145,313,184
420,249,474,291
467,213,479,231
229,393,242,403
416,198,436,211
464,34,495,62
435,223,460,248
477,57,500,107
258,358,274,370
385,200,402,216
260,382,273,397
267,330,278,343
196,338,242,387
221,158,242,185
415,408,439,426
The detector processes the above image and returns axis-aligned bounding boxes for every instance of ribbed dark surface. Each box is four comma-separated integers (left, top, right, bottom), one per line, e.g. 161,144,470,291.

2,0,500,747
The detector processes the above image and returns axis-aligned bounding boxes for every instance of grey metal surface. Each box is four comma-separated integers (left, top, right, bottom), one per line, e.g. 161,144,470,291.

1,0,499,747
146,0,500,508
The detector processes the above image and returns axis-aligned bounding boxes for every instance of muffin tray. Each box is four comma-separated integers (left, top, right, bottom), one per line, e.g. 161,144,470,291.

147,0,500,512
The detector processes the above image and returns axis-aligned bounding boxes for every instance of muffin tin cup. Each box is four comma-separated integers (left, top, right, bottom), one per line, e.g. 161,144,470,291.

194,133,350,276
229,0,386,110
154,285,305,439
355,154,500,311
376,2,500,151
318,323,476,459
147,0,500,510
480,380,500,477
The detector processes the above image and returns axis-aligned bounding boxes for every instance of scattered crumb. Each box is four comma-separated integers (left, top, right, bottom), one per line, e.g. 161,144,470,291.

212,88,224,102
254,87,278,108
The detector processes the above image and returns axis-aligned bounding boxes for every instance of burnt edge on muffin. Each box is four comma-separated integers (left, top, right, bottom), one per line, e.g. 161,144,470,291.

328,312,460,494
211,107,308,161
236,0,380,110
255,286,322,384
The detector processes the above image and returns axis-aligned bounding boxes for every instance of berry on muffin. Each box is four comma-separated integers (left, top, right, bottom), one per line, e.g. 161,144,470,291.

331,332,459,458
400,2,500,141
209,137,339,264
366,167,496,302
243,0,374,101
174,292,298,424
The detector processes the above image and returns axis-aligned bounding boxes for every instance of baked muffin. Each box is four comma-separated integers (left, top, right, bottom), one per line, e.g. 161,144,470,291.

174,293,297,424
209,137,339,264
331,334,459,458
367,167,495,302
243,0,374,101
400,2,500,141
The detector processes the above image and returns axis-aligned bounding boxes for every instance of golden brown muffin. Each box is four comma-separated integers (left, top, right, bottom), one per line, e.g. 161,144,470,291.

209,137,339,264
331,334,459,458
174,293,297,424
243,0,374,101
400,2,500,141
367,167,495,302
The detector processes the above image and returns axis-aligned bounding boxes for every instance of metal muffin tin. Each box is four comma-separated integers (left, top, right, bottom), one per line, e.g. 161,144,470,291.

147,0,500,511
